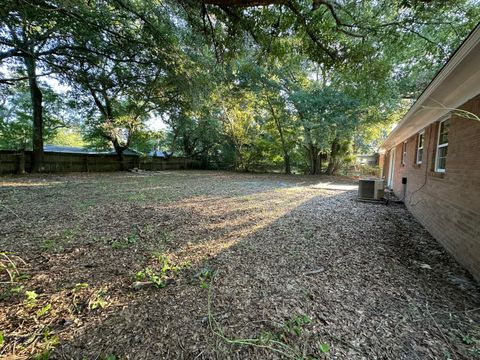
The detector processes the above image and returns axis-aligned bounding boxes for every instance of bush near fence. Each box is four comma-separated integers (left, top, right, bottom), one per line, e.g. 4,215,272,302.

0,150,193,174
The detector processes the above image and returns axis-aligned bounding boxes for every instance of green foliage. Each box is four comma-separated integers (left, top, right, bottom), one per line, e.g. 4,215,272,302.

36,303,52,318
111,234,137,250
318,343,330,353
197,268,213,289
207,276,321,359
49,127,85,147
24,290,38,308
88,288,109,310
41,239,61,252
2,0,479,172
135,254,180,288
0,82,74,151
283,315,311,337
0,252,26,283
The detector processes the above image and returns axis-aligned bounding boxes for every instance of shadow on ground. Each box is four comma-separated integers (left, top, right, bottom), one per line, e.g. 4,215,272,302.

0,171,479,359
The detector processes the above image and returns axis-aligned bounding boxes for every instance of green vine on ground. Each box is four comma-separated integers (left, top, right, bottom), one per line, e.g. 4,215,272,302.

206,277,325,359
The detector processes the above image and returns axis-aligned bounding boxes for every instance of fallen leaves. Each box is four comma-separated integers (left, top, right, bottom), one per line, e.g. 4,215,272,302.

0,171,479,359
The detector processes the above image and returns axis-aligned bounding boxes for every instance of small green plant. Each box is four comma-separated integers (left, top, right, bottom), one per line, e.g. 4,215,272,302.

318,343,330,353
105,355,117,360
63,228,76,240
111,233,137,249
135,267,167,288
158,229,172,244
135,254,180,288
283,315,311,337
197,268,213,289
32,350,50,360
41,239,61,252
207,277,314,359
74,283,89,292
127,192,147,202
88,288,108,310
31,328,59,359
36,303,52,318
71,283,89,312
461,334,477,345
42,327,58,352
180,260,192,269
25,290,38,307
0,331,4,349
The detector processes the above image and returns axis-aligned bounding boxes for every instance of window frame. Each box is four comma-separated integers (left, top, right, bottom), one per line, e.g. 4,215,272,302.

416,131,424,165
401,141,407,165
435,119,449,173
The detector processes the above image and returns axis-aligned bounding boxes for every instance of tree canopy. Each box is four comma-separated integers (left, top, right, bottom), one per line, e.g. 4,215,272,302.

1,0,479,173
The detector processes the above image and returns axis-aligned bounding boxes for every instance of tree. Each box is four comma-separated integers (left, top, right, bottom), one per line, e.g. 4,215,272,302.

0,2,73,171
56,1,184,169
0,81,72,172
290,86,360,174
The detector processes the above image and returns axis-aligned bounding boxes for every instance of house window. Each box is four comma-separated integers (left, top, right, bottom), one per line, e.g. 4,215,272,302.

416,132,424,164
401,141,407,165
435,119,449,172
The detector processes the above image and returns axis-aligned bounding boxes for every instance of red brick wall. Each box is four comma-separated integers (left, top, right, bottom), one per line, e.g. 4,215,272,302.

383,94,480,281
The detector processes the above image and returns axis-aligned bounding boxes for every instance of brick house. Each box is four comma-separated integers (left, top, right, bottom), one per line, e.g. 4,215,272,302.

380,24,480,281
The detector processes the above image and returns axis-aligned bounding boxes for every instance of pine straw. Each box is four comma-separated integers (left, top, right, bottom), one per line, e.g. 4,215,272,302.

0,171,479,359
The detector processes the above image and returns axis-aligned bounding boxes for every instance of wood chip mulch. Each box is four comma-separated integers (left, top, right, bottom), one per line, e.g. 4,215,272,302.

0,171,479,359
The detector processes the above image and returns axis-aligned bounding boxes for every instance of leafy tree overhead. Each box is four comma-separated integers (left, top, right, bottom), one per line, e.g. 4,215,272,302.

1,0,479,174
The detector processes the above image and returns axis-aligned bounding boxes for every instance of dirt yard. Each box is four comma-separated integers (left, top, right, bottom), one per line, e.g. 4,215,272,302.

0,171,479,359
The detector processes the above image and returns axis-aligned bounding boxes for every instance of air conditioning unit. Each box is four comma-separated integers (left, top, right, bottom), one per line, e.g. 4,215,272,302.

358,179,385,201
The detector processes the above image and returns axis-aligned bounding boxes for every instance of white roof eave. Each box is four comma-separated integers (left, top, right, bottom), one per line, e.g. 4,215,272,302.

381,24,480,151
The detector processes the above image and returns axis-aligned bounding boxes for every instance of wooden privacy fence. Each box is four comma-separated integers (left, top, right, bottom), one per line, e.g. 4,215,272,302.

0,150,193,174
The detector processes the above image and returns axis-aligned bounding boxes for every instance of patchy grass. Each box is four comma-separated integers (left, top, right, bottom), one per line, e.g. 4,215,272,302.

0,171,479,359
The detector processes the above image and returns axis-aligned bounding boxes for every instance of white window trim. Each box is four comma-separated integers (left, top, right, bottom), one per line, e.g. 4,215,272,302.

416,131,424,164
435,119,449,173
401,141,407,165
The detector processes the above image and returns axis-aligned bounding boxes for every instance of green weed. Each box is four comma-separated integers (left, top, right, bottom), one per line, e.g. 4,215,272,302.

31,328,59,359
24,290,38,307
36,303,52,318
283,315,311,337
41,239,61,252
135,267,168,288
88,288,108,310
197,268,213,289
318,343,330,353
206,277,321,359
135,254,180,288
158,229,172,244
111,233,137,249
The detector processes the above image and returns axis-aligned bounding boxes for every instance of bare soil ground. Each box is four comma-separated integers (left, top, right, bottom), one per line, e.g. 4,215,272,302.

0,171,479,360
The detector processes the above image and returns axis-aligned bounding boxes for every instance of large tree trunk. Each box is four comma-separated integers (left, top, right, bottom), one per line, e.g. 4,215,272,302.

112,139,127,171
307,145,321,175
325,137,340,175
25,55,43,173
284,153,291,175
117,150,126,171
269,102,292,175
